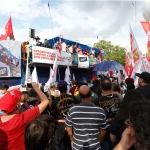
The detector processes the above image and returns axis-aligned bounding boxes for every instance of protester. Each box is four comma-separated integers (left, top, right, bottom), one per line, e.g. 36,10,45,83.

65,85,108,150
75,82,98,104
62,40,66,52
51,80,75,150
69,80,78,96
20,91,28,105
110,90,144,149
43,39,52,48
114,100,150,150
112,83,123,101
91,79,102,97
94,78,121,150
25,114,56,150
21,88,52,115
135,72,150,99
0,84,9,96
127,83,135,91
0,82,50,150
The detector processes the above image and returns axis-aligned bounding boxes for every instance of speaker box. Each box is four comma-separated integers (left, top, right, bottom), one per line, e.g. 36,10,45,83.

29,29,35,38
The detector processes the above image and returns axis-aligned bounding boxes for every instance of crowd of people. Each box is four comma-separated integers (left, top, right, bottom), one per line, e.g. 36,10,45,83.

0,71,150,150
21,37,100,65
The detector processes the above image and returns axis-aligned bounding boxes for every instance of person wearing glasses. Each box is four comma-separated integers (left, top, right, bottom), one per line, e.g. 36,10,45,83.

114,100,150,150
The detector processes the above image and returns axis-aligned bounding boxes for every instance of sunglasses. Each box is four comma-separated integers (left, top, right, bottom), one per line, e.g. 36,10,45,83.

124,119,134,128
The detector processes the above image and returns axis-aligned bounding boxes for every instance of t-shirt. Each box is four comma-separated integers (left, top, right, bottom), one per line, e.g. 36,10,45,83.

0,106,40,150
51,94,75,120
94,94,121,121
65,102,108,150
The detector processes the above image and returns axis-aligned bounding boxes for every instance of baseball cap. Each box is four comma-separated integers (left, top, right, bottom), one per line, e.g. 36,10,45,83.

135,72,150,84
0,90,22,114
58,80,67,92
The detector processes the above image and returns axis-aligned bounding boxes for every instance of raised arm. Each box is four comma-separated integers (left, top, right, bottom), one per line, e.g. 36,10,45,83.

32,82,49,114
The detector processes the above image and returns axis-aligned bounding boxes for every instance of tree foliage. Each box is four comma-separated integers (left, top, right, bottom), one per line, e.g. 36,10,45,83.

93,40,126,66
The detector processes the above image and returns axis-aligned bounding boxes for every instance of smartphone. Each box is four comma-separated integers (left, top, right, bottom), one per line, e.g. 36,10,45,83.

27,83,33,88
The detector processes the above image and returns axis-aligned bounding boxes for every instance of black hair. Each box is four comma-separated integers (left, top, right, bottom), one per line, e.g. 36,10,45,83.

127,83,135,91
92,79,100,85
112,83,120,93
25,115,56,150
87,80,91,84
28,89,37,97
0,84,9,90
58,86,67,93
113,90,144,142
79,89,92,99
101,78,111,91
79,82,88,87
128,100,150,150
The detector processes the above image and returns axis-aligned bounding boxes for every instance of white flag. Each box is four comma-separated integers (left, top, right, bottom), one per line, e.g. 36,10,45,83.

25,45,31,85
73,73,75,81
49,54,58,85
31,66,38,83
45,66,53,87
64,66,71,93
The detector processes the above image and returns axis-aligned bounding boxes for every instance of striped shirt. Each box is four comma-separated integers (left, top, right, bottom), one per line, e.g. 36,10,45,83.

65,102,108,150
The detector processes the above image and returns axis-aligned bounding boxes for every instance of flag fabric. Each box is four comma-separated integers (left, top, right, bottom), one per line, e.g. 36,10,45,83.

124,51,134,78
45,66,53,87
25,67,32,84
0,17,14,41
25,45,31,85
73,73,75,81
31,66,38,83
130,26,142,71
48,54,58,85
141,22,150,63
64,66,71,93
141,22,150,34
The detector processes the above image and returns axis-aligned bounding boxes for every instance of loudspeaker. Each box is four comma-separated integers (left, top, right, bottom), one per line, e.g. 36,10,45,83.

29,28,35,38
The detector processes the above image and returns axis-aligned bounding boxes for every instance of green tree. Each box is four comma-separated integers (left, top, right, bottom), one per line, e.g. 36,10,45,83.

93,40,126,66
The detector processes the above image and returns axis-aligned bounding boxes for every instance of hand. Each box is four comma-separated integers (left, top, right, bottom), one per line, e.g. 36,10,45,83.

32,82,39,90
119,128,134,149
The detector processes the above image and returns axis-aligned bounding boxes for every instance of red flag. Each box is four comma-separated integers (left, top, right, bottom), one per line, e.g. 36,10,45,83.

141,22,150,35
130,26,141,64
141,22,150,63
125,51,134,77
0,17,13,41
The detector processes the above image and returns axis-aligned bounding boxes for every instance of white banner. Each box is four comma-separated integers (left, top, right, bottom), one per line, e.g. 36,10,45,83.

78,54,89,68
32,46,72,66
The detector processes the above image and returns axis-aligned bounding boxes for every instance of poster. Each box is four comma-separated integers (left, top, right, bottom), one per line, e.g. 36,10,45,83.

0,40,21,77
78,54,89,68
32,46,72,66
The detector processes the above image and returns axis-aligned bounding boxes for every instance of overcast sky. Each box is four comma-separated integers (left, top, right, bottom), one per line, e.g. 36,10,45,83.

0,0,148,53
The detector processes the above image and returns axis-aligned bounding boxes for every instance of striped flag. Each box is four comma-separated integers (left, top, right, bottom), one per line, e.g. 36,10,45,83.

130,26,142,72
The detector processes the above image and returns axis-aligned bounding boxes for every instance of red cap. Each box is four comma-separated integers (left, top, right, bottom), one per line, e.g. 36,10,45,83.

0,90,22,113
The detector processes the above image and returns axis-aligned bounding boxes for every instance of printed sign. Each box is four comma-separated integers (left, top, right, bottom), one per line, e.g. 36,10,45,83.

78,54,89,68
32,46,72,66
0,40,21,77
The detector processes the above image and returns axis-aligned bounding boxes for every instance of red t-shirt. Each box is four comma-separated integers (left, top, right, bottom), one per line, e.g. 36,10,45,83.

0,106,40,150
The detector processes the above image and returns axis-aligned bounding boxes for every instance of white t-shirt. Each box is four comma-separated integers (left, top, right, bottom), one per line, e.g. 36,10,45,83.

62,42,66,52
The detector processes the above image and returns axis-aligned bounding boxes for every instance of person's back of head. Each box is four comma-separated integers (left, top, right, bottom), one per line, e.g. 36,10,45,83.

101,78,112,91
128,100,150,150
127,83,135,91
58,80,67,94
112,83,120,93
28,89,37,98
92,79,100,85
0,84,9,94
25,115,56,150
79,85,92,100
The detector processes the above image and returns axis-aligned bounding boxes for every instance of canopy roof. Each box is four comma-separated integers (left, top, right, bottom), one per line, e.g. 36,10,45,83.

48,36,100,53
